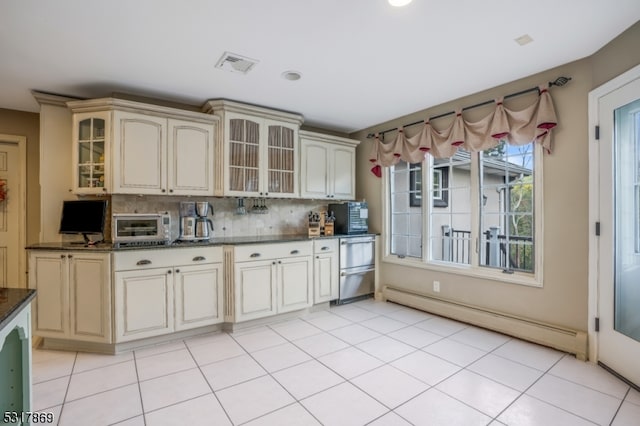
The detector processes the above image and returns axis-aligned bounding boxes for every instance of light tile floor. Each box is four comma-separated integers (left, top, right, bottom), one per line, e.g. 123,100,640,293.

31,299,640,426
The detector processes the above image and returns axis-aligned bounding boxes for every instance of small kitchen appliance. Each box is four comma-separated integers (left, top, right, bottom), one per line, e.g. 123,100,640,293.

328,202,369,235
194,201,214,240
179,202,197,241
112,213,171,248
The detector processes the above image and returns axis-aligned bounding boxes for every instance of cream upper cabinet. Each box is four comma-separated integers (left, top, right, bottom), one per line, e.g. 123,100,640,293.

299,130,360,200
112,110,167,194
168,119,215,196
28,251,112,343
205,100,303,198
68,98,217,196
72,111,111,194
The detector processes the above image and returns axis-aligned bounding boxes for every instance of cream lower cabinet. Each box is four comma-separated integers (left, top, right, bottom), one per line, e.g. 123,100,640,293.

113,247,223,342
174,263,223,332
313,239,339,304
234,259,277,322
233,241,312,322
28,251,112,343
114,267,173,342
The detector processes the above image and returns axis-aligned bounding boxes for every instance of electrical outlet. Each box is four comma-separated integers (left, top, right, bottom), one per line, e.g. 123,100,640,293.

433,281,440,292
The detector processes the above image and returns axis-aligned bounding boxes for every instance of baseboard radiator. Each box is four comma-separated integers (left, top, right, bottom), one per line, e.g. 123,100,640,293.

382,286,588,361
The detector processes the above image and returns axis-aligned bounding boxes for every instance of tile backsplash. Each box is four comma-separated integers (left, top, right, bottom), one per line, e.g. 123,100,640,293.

110,195,335,240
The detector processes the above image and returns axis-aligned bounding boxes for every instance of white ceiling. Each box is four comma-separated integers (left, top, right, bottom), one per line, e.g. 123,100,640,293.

1,0,639,133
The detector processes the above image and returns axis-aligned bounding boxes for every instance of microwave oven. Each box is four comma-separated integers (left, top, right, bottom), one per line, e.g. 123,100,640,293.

328,202,369,235
112,213,171,247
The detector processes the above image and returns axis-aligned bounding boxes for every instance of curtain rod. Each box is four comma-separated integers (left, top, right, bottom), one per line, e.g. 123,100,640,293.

365,76,571,139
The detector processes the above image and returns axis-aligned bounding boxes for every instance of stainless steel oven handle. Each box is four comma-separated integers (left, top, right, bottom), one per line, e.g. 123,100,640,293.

340,239,374,245
340,268,376,276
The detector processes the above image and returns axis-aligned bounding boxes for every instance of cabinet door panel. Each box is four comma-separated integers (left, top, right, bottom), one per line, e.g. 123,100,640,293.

265,121,298,197
278,257,312,313
225,116,261,197
331,146,356,200
168,119,214,195
29,254,67,336
113,111,166,194
175,264,223,331
69,254,112,343
73,111,111,194
115,269,173,342
314,255,336,304
300,142,329,198
235,261,276,321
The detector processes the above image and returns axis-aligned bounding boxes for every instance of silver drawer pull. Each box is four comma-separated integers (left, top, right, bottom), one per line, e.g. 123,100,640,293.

250,253,261,258
341,239,374,245
340,268,376,277
136,259,152,266
192,256,206,262
290,250,300,255
320,246,330,251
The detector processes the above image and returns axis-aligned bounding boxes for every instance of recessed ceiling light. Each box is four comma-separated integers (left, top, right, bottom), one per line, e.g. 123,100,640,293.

388,0,412,6
515,34,534,46
282,70,302,81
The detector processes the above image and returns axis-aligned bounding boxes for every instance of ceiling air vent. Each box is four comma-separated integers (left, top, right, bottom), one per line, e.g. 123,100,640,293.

215,52,259,74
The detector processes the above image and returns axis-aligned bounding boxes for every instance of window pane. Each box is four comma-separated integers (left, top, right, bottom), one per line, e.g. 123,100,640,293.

480,141,535,273
428,153,472,264
389,160,422,258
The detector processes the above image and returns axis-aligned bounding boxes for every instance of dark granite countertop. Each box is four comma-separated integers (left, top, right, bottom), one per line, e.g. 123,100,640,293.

26,233,379,252
0,288,36,331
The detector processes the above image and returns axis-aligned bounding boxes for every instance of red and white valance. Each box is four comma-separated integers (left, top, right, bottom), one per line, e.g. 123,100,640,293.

368,84,558,174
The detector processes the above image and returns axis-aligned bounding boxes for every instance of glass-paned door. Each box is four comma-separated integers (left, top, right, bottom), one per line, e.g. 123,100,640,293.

228,118,260,193
77,117,106,190
614,98,640,343
267,125,295,194
597,71,640,388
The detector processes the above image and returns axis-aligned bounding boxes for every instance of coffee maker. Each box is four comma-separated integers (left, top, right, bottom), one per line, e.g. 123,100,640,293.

179,202,197,241
195,202,214,240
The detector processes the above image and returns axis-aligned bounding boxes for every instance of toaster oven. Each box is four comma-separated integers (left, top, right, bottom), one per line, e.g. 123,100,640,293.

112,213,171,247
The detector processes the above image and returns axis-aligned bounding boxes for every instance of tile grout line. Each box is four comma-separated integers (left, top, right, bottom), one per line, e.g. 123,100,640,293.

183,338,235,426
489,353,603,425
53,350,78,425
226,328,325,425
608,387,631,426
131,348,149,426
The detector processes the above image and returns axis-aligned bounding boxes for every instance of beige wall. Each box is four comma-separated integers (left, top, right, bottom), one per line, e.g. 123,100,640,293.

0,108,40,245
351,21,640,333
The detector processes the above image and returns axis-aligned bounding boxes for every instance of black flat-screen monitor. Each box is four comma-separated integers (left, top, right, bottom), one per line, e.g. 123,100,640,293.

59,200,107,241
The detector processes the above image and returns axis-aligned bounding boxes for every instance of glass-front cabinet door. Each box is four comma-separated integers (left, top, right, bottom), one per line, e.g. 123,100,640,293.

227,116,261,196
73,111,110,194
266,123,297,197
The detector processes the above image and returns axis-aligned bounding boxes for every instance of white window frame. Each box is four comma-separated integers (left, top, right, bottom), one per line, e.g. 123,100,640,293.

382,143,544,287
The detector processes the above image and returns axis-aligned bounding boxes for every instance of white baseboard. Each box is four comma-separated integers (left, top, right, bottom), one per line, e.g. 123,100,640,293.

382,285,588,361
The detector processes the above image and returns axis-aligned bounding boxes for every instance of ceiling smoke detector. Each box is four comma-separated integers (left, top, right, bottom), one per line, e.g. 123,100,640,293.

215,52,259,74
